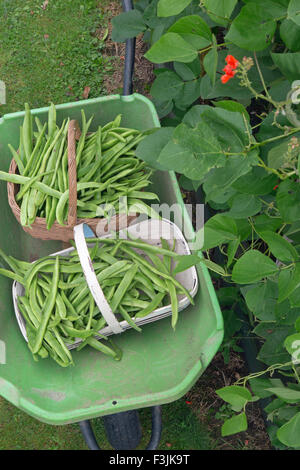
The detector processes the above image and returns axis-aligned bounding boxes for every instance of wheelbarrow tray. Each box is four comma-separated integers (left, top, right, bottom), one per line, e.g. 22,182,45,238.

0,93,223,425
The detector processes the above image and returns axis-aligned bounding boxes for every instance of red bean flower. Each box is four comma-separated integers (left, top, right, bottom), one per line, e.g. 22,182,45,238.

221,74,232,84
221,55,239,84
223,64,235,76
225,55,239,69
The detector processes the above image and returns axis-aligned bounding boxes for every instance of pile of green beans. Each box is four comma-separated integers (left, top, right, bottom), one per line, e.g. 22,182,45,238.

0,103,158,228
0,237,195,367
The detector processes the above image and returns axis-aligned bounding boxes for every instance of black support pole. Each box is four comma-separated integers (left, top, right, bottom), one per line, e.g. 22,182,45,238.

122,0,136,96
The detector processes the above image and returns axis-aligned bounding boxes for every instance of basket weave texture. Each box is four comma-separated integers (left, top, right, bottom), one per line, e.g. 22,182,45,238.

7,119,137,242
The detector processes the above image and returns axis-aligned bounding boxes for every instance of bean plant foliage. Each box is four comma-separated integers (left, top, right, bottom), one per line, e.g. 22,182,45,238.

112,0,300,449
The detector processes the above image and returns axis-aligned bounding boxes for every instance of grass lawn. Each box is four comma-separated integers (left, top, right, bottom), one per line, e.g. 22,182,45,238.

0,397,213,450
0,0,114,115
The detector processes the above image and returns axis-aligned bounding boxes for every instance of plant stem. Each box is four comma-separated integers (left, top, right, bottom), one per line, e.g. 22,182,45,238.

293,365,300,384
257,160,282,178
235,361,296,387
199,41,231,55
254,52,270,100
252,129,300,150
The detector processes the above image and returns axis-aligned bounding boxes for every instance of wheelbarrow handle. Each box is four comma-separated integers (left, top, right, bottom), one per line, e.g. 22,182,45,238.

79,406,162,450
146,406,163,450
122,0,136,96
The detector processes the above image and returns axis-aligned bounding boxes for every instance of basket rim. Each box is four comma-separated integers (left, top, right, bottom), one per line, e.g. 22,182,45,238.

7,157,138,236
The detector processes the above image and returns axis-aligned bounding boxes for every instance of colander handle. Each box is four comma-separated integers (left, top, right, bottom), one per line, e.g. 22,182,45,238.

73,223,124,334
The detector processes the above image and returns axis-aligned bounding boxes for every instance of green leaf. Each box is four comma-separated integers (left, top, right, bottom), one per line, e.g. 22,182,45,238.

243,0,288,17
276,180,300,223
150,71,184,101
201,259,227,276
268,424,288,450
257,109,295,142
275,302,300,326
278,406,300,423
227,238,240,268
158,106,253,183
111,10,146,42
200,107,250,151
232,250,279,284
177,56,202,81
174,62,197,81
216,385,252,411
167,14,212,44
216,286,239,305
173,78,201,109
135,127,174,171
277,412,300,448
203,35,218,86
288,0,300,27
264,397,285,415
236,219,252,241
249,377,278,399
202,214,239,251
266,387,300,403
203,152,259,202
278,264,300,303
276,0,292,6
295,316,300,332
226,194,262,219
158,121,225,180
221,412,248,437
284,333,300,363
157,0,193,17
253,322,279,340
269,80,292,102
271,51,300,81
280,19,300,52
152,99,174,119
289,286,300,308
156,139,194,177
255,324,294,365
183,104,214,127
267,142,289,169
253,214,283,233
203,0,238,27
258,230,298,262
285,220,300,242
207,187,237,206
144,32,198,64
214,100,250,121
172,254,201,275
232,166,278,195
178,174,198,191
222,308,243,341
225,3,277,51
244,281,277,321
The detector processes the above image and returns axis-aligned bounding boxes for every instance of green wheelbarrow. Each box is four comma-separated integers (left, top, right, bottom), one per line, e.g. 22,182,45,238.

0,1,224,450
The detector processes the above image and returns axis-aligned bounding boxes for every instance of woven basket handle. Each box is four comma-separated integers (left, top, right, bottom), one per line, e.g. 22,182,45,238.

67,120,81,227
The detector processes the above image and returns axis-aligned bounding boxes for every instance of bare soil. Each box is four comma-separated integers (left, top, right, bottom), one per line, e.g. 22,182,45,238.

98,2,155,97
185,352,272,450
